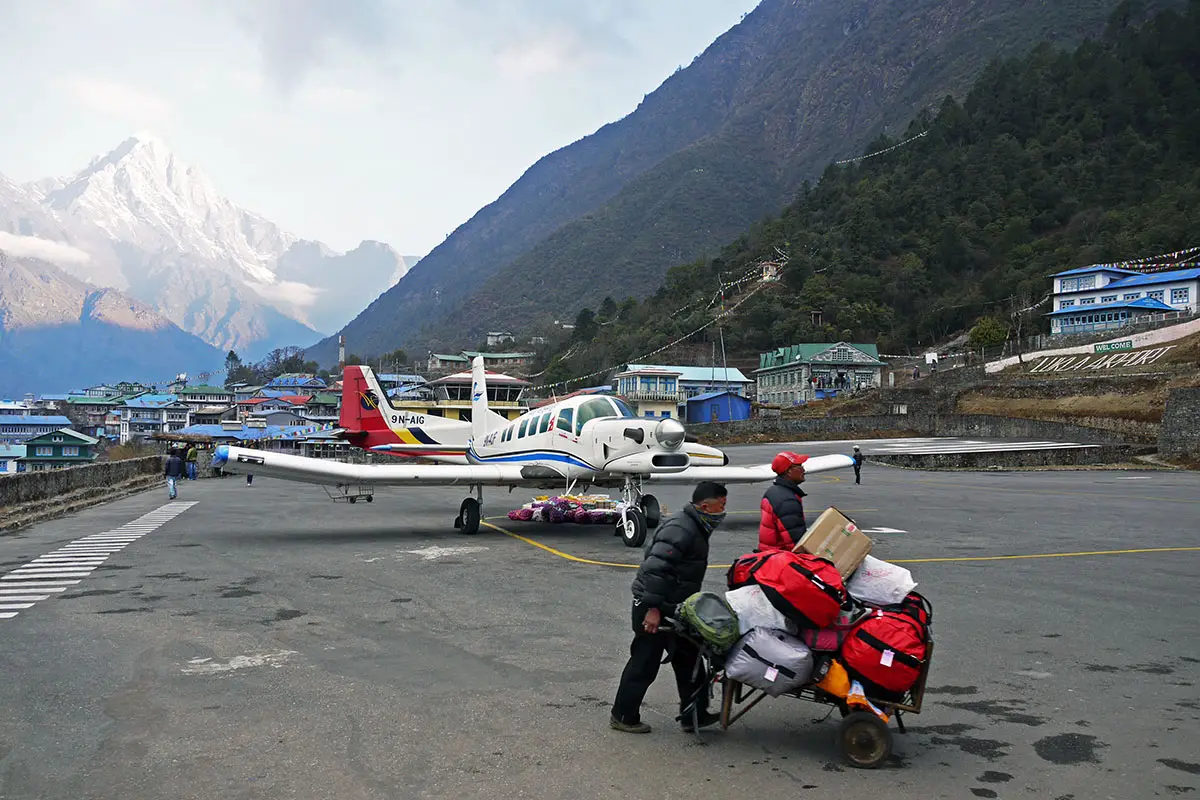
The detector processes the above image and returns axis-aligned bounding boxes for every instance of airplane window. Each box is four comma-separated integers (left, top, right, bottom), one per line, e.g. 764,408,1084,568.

556,408,574,432
539,413,552,434
518,419,528,438
610,397,636,417
575,397,618,435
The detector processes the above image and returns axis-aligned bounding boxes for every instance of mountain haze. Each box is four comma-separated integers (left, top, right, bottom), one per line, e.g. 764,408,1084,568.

0,251,223,396
310,0,1183,364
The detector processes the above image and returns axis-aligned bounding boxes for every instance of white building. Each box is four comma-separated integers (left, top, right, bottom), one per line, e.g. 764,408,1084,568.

117,395,192,444
1048,265,1199,335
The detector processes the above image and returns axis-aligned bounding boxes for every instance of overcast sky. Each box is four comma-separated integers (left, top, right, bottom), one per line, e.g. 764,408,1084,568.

0,0,761,256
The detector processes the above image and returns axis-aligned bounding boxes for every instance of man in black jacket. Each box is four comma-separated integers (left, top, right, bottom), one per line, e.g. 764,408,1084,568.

610,481,728,734
164,448,185,499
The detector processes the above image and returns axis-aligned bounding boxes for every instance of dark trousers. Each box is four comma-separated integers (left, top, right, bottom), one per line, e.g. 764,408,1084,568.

853,464,861,484
611,600,707,724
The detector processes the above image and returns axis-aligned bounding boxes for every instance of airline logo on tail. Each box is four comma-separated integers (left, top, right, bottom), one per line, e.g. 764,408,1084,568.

359,389,380,410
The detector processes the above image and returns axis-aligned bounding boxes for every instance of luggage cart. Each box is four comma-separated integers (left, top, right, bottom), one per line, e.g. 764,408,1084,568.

668,621,933,769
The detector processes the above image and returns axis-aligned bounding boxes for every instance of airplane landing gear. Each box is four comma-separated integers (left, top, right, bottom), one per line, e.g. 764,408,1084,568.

454,485,483,535
616,478,651,548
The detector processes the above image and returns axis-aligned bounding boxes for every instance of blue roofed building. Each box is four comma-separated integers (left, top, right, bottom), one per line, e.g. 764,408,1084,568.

117,395,191,444
0,444,27,474
615,364,753,401
685,391,753,424
0,415,74,443
1048,264,1199,335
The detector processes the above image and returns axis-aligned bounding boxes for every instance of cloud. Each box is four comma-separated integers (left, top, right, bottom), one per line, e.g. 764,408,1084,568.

62,77,172,123
250,278,322,309
495,29,585,81
0,232,92,265
232,0,395,95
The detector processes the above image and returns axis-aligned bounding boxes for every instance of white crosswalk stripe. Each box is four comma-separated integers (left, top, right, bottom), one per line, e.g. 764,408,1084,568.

0,501,196,622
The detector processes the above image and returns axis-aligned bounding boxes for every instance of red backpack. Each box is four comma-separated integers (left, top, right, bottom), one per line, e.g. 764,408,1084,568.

732,550,848,629
727,552,771,590
840,602,930,694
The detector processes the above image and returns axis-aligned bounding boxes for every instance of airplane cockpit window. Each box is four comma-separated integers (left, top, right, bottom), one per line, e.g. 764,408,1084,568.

610,397,636,418
575,397,618,435
556,408,574,433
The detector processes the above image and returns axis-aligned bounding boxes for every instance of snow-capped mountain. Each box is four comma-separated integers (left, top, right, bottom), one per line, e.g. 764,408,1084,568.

1,133,416,357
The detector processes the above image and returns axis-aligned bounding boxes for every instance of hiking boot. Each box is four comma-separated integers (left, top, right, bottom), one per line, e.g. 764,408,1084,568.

610,715,651,734
679,710,722,732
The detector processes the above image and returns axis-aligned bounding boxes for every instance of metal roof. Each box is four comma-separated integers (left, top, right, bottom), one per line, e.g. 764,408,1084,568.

1104,268,1200,289
1051,265,1142,277
0,415,72,426
686,390,751,404
1046,296,1175,316
0,445,27,458
622,364,752,383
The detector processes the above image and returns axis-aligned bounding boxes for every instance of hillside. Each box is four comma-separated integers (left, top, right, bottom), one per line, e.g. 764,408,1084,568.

308,0,1183,363
0,252,223,396
533,1,1200,388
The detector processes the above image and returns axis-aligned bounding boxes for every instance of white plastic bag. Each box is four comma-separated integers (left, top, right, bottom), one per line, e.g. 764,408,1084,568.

725,584,795,635
846,555,917,606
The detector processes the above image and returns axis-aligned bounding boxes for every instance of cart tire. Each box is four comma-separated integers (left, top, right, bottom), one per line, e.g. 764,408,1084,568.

618,507,647,548
365,495,373,503
347,496,357,504
838,711,892,769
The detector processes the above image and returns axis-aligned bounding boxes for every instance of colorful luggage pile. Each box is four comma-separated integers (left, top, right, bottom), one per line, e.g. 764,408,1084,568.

686,507,933,709
506,494,630,525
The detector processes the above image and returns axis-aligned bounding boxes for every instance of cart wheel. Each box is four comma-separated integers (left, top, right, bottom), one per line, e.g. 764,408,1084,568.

347,496,357,504
365,495,373,503
838,711,892,769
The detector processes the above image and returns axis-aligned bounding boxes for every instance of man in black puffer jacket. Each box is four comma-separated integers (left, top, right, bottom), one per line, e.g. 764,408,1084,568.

610,481,728,734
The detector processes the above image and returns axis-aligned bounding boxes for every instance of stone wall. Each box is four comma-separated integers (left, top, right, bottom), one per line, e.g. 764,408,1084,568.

1159,388,1200,461
0,456,163,532
690,412,1142,447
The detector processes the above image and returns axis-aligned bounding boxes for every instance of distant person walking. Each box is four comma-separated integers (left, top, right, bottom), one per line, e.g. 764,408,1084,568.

185,444,198,480
245,441,255,486
164,448,185,499
852,445,864,485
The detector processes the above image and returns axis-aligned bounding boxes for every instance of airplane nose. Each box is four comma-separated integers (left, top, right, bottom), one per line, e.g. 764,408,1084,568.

654,418,686,450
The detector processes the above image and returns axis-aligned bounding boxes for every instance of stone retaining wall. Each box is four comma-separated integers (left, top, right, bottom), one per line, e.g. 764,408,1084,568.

1159,388,1200,461
0,456,164,533
869,444,1156,471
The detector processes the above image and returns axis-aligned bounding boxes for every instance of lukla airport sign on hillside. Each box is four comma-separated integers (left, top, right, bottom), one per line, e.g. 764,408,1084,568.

1028,345,1177,373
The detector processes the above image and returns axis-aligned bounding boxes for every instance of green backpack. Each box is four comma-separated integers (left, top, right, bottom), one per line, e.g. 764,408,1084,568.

677,591,741,653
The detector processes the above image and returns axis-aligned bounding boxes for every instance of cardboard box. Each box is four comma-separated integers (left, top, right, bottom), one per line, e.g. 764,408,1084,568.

793,506,873,577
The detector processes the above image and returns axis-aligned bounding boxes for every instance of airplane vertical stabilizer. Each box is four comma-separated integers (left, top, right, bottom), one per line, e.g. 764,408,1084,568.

470,356,509,442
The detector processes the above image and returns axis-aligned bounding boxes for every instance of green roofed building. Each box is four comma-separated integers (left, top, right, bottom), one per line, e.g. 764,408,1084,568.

756,342,884,406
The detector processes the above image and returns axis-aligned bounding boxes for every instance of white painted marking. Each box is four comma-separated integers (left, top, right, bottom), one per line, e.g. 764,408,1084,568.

0,595,50,602
1015,669,1053,679
861,527,907,534
7,571,94,578
29,560,106,566
400,545,491,561
1,587,66,594
0,612,17,619
0,582,78,589
0,603,36,610
181,650,298,675
1116,477,1151,480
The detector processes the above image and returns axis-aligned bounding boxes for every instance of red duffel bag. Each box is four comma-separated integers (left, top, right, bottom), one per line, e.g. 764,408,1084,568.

840,606,929,694
726,552,771,590
734,550,848,629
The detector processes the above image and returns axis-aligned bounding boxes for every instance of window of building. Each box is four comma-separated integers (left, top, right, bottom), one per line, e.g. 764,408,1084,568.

1171,287,1190,304
1148,290,1165,301
1079,297,1096,305
1124,293,1141,300
36,446,52,456
63,446,79,456
1059,300,1075,309
1101,295,1117,303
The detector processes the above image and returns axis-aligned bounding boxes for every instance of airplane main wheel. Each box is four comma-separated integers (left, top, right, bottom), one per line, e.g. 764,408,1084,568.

639,494,662,529
456,497,481,536
618,507,647,548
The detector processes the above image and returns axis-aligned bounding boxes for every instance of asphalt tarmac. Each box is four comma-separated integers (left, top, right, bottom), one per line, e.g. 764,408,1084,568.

1,442,1198,800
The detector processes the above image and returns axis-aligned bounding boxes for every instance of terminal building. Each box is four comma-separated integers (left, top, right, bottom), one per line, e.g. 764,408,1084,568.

1047,264,1199,335
756,343,885,406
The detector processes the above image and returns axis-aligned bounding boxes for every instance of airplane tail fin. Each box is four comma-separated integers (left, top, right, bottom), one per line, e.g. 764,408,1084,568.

470,356,509,443
339,365,392,435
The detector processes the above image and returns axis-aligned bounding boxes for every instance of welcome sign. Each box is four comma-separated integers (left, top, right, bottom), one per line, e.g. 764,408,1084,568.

1029,345,1177,373
1094,340,1134,354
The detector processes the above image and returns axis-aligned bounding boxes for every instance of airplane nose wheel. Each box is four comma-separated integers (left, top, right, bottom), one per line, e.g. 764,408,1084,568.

617,507,647,548
455,497,481,536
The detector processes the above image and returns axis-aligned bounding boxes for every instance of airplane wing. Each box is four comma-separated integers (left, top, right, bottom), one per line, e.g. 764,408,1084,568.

211,445,533,487
645,453,855,484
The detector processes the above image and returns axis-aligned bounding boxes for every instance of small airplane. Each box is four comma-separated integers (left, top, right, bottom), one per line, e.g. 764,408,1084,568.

211,357,854,546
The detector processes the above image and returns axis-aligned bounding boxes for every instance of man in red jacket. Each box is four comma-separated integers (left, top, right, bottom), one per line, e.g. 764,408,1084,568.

758,451,808,551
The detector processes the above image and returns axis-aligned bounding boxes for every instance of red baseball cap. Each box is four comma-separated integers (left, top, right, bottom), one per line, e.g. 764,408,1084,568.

771,451,809,474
